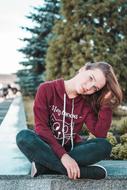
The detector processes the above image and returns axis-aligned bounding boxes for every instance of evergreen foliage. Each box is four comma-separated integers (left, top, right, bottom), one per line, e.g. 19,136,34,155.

46,0,127,98
17,0,60,96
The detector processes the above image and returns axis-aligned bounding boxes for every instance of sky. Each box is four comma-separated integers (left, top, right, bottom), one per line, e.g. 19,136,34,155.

0,0,44,74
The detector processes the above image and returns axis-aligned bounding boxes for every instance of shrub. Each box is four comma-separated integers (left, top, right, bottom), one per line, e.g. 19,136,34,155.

107,132,117,146
120,133,127,144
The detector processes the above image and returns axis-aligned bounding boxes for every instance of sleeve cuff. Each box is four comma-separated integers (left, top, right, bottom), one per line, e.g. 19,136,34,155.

54,147,67,159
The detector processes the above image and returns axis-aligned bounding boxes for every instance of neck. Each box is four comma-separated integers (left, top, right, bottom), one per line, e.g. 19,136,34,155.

64,78,78,99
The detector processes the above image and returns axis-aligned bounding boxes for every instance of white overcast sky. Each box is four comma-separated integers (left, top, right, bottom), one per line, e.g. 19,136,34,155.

0,0,44,74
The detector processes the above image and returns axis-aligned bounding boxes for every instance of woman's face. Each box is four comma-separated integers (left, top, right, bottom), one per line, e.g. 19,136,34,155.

75,68,106,95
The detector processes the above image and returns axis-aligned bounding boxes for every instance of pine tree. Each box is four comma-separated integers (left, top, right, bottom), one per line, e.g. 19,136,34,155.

46,0,127,98
17,0,60,96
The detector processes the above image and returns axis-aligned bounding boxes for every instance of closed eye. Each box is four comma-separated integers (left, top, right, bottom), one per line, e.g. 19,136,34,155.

89,76,93,81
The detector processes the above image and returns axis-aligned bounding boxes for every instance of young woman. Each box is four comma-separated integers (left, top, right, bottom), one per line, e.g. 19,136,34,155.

16,61,122,180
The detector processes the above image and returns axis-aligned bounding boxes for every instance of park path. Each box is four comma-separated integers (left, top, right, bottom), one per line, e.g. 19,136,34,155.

0,96,31,175
0,98,13,125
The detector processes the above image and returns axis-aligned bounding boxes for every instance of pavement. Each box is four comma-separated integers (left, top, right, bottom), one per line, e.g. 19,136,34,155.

0,96,127,190
0,96,31,175
0,175,127,190
0,98,13,124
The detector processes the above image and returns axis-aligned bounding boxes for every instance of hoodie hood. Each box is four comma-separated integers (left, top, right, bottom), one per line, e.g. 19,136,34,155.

55,78,83,105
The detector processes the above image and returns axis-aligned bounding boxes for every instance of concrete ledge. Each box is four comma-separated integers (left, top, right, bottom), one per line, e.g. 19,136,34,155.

0,175,127,190
0,96,31,175
97,160,127,177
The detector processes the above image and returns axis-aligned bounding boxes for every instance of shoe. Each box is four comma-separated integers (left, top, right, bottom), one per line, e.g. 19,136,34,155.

91,164,107,178
31,161,60,177
80,164,107,180
31,162,48,177
31,162,37,177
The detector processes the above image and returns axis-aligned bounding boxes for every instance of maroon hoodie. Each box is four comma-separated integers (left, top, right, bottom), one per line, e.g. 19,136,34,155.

34,79,112,159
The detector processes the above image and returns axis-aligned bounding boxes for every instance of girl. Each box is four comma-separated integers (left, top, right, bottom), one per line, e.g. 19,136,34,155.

16,61,122,180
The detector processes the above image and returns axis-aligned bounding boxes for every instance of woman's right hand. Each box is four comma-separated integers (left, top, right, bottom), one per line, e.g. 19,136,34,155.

61,153,80,180
101,91,113,106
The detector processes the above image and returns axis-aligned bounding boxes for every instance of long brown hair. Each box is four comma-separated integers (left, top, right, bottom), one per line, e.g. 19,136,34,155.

83,62,123,114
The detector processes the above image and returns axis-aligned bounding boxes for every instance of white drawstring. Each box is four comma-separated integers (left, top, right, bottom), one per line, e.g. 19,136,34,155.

62,93,74,150
62,94,66,146
70,98,74,150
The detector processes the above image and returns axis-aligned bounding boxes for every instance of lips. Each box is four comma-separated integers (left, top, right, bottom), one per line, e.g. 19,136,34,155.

80,86,87,93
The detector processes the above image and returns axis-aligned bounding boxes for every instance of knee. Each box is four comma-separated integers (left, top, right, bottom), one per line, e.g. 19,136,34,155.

97,138,112,157
16,129,35,147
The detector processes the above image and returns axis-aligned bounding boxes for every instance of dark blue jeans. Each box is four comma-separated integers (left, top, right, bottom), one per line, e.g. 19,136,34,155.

16,129,112,176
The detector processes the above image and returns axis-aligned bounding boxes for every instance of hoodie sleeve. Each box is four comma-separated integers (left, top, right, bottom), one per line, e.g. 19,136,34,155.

33,83,67,159
84,105,112,138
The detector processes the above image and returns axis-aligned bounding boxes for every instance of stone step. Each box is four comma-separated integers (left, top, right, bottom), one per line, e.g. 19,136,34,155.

0,175,127,190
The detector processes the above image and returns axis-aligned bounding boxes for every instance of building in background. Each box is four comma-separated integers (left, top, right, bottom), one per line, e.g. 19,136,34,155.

0,74,19,87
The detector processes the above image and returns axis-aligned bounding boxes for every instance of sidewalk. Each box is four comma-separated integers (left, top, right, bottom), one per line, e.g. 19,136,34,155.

0,98,13,124
0,96,31,175
0,96,127,190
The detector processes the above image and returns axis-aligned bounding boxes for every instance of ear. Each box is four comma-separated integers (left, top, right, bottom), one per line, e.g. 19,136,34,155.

79,66,86,73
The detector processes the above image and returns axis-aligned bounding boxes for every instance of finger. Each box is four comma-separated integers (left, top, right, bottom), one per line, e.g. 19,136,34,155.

70,165,77,179
74,163,80,179
70,167,75,179
70,167,76,180
67,167,72,179
71,166,78,180
75,169,80,179
77,167,80,178
73,170,78,180
104,91,112,99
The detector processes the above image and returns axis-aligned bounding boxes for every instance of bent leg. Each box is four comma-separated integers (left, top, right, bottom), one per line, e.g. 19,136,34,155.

16,130,111,179
69,138,112,166
16,129,67,175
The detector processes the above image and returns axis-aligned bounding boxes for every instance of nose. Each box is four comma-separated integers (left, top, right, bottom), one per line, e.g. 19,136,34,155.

85,82,95,91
